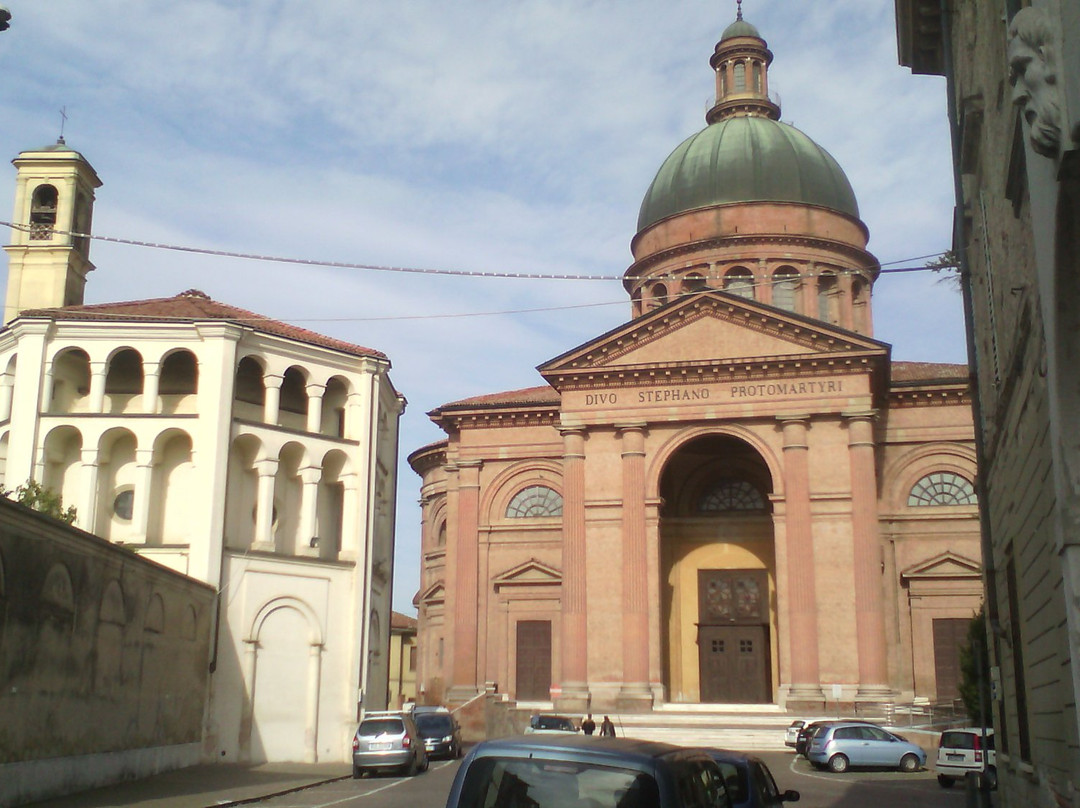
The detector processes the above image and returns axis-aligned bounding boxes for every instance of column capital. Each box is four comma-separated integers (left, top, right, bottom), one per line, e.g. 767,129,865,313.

614,421,648,433
263,373,284,390
305,382,327,398
254,457,279,477
841,409,878,422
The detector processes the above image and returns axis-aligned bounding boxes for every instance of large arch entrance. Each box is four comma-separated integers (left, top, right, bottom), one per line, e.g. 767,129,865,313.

659,434,777,704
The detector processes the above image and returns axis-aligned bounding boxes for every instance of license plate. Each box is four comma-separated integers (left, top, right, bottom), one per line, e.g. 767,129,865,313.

946,753,965,761
369,742,392,751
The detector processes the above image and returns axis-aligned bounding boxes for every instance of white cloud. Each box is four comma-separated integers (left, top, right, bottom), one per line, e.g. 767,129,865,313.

0,1,963,614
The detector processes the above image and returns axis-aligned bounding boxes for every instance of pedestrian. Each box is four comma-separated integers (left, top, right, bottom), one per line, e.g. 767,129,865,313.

600,715,616,737
582,714,596,735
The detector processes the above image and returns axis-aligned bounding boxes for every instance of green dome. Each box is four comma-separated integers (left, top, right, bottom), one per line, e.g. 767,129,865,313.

721,19,761,39
637,116,860,232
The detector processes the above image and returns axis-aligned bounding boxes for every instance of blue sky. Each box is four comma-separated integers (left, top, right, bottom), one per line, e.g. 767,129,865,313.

0,1,961,615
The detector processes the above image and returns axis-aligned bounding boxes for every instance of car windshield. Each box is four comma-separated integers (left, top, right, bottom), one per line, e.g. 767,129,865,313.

416,714,453,735
457,758,657,808
358,718,403,736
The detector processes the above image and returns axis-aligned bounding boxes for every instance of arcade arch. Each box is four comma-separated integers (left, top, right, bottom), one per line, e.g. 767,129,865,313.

657,433,777,704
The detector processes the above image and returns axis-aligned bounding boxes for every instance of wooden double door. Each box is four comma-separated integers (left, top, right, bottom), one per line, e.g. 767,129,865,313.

697,570,771,703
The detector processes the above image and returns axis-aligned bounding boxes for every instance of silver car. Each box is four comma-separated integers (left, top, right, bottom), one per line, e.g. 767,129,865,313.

807,722,926,773
351,712,428,777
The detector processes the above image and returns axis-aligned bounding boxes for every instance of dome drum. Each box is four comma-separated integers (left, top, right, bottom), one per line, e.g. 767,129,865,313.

630,200,871,265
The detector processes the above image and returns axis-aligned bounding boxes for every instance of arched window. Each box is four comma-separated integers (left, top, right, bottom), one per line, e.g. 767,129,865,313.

752,62,762,92
907,472,977,506
734,62,746,92
160,350,198,395
234,356,265,406
30,184,58,239
105,349,144,395
651,283,669,308
506,485,563,518
683,273,708,293
817,273,838,322
724,267,755,300
698,479,766,512
772,267,799,312
436,521,447,547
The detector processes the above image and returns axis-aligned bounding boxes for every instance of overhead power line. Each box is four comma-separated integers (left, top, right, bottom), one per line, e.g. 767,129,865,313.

0,220,953,283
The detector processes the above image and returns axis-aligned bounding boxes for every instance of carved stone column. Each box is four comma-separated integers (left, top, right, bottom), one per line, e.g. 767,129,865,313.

306,383,326,434
558,426,590,709
298,466,321,558
132,448,155,541
253,458,278,551
263,373,283,426
846,412,891,698
142,367,160,414
88,360,107,413
779,415,824,702
78,448,100,534
304,642,323,762
617,423,653,709
448,460,483,702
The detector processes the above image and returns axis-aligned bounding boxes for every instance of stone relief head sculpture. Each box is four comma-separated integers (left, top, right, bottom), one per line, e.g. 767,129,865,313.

1008,6,1064,158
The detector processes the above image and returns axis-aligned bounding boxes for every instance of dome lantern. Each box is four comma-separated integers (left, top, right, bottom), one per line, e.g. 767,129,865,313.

707,7,780,124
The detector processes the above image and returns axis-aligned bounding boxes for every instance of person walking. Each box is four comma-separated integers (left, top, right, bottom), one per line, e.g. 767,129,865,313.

582,714,596,735
600,715,616,737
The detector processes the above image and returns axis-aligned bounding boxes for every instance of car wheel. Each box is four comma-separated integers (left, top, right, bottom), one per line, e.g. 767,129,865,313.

828,754,849,773
405,755,419,777
899,754,920,773
420,755,429,773
352,765,363,780
937,774,955,788
985,766,998,790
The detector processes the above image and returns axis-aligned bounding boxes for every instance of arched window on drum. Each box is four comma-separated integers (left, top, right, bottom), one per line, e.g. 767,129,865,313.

506,486,563,518
907,472,977,506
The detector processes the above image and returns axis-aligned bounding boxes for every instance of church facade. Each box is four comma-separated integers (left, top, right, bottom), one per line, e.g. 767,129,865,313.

0,142,405,765
410,16,983,711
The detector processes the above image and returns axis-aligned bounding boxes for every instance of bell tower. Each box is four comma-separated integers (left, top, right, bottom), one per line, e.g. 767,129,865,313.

4,140,101,324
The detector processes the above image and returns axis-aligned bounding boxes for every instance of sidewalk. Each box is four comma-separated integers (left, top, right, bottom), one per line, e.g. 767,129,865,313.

23,763,352,808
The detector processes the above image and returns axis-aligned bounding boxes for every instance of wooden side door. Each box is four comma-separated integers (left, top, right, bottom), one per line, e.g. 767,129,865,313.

933,617,969,701
515,620,552,701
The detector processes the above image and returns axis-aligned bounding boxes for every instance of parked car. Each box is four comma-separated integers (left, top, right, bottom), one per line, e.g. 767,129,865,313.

784,721,805,749
444,734,732,808
351,711,428,778
794,719,876,756
708,749,800,808
414,706,464,759
525,713,579,734
807,722,926,773
935,727,996,789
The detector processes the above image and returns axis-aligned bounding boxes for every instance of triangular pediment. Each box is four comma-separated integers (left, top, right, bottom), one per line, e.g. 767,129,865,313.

419,581,446,606
493,559,562,591
901,551,982,581
539,291,889,384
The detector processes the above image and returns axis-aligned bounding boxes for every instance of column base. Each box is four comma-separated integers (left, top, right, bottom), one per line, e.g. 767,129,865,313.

555,682,591,713
784,684,826,711
855,684,894,700
447,685,484,706
615,683,654,713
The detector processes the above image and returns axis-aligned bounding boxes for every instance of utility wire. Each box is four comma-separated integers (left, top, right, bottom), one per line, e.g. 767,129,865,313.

0,220,955,282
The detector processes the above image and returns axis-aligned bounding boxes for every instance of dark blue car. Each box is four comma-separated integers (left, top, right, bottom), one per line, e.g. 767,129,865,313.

445,734,732,808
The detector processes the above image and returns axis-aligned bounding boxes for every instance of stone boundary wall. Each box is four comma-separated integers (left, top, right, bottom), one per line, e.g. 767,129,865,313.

0,497,215,806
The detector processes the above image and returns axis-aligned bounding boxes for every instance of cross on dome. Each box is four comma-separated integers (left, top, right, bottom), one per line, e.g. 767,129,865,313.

737,0,743,21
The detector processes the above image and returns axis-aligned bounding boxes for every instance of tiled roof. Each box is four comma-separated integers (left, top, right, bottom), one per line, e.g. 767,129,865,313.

391,611,418,631
437,385,560,410
16,289,386,360
891,361,969,382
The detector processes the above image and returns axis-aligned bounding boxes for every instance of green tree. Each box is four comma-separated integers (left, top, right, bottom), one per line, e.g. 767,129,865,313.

958,604,991,725
3,479,77,524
